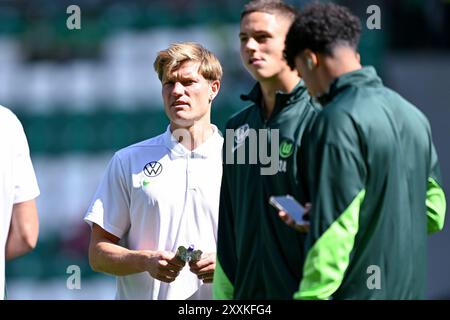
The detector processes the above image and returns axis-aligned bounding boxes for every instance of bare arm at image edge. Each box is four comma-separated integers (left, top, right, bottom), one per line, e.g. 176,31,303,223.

6,199,39,260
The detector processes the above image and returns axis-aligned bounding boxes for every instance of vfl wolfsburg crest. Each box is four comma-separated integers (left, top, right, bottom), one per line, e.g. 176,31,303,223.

279,140,294,158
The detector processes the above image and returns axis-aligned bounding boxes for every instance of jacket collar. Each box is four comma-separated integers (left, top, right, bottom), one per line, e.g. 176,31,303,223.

317,66,382,106
240,80,308,113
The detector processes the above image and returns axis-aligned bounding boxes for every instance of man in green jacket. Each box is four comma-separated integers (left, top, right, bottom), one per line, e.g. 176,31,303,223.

213,0,318,299
282,3,447,299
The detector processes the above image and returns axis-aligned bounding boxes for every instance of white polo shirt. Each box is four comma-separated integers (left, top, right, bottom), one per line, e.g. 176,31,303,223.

84,125,223,300
0,106,40,300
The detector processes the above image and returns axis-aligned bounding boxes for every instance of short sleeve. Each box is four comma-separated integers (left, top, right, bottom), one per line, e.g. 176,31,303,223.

84,154,131,239
12,115,40,204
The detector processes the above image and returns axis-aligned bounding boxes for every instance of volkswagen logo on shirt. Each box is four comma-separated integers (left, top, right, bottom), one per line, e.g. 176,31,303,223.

233,123,250,153
143,161,163,177
234,124,250,144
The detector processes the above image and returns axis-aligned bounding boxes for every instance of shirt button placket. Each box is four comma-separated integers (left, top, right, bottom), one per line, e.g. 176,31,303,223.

187,153,196,190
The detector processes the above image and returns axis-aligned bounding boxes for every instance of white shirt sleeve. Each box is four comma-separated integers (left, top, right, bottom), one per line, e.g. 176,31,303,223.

12,114,40,204
84,153,131,239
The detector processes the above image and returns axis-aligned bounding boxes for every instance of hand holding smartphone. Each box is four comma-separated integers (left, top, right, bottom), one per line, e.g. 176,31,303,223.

269,195,310,232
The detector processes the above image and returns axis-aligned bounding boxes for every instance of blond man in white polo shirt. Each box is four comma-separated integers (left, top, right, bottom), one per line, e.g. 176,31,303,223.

85,42,223,300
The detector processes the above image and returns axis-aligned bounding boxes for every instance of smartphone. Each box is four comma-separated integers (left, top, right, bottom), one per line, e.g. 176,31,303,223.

269,195,308,226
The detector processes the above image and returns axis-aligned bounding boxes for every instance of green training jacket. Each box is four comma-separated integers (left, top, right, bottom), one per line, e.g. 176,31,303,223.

297,66,446,300
214,81,319,299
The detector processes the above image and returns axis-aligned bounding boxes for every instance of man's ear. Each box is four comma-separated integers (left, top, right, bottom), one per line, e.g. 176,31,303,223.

209,80,220,102
304,49,318,70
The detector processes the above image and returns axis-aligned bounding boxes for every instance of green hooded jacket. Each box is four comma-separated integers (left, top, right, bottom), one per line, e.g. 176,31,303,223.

296,67,446,300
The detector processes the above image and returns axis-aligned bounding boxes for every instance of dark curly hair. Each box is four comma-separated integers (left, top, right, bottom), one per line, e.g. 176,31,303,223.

284,2,362,69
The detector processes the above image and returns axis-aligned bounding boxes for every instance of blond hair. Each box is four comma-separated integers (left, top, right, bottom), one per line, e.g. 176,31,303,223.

153,42,223,82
